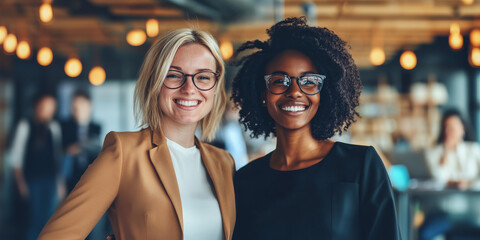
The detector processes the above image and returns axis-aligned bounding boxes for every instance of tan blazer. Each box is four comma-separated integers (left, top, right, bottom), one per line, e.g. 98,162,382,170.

38,128,236,240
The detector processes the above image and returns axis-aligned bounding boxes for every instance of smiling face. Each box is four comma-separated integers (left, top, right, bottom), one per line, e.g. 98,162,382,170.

158,43,217,130
264,50,320,132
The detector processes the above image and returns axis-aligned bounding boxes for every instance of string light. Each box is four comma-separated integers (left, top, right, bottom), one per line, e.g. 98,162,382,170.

39,3,53,23
449,33,463,50
470,47,480,67
400,50,417,70
89,66,106,86
220,40,234,60
126,30,147,46
3,33,17,53
16,41,31,59
370,47,385,66
64,58,82,77
37,47,53,66
146,19,159,37
470,29,480,47
0,26,7,44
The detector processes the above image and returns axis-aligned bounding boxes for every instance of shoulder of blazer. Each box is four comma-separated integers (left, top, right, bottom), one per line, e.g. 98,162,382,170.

105,128,154,150
198,141,236,172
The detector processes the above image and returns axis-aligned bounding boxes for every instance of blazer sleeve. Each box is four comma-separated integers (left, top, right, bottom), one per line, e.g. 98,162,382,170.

360,146,402,240
38,131,123,240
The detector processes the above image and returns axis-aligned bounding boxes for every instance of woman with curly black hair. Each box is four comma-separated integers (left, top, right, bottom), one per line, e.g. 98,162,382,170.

231,17,401,240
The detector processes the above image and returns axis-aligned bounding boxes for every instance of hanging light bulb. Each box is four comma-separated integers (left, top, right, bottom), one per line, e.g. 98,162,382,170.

462,0,474,5
449,33,463,50
146,19,159,37
400,50,417,70
16,41,31,59
64,58,82,77
89,66,106,86
39,3,53,23
470,29,480,47
220,40,234,60
470,47,480,67
370,47,385,66
37,47,53,66
450,22,460,35
3,33,17,53
0,26,7,44
126,29,147,46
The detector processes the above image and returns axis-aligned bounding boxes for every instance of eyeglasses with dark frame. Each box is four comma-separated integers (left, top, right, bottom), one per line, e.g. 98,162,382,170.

264,73,326,95
163,70,219,91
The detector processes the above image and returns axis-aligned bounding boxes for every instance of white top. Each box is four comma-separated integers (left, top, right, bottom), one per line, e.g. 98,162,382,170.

166,138,224,240
425,141,480,187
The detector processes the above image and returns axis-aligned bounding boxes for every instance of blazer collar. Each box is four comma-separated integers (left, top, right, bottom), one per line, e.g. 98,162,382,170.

148,128,232,239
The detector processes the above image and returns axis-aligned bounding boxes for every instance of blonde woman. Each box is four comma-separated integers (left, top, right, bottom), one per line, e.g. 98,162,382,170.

38,29,235,240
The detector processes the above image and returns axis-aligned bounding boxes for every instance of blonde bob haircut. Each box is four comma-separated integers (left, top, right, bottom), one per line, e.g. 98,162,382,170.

134,28,226,142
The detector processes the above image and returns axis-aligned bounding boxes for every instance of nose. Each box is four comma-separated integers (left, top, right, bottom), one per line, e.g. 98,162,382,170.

285,78,303,99
180,76,197,94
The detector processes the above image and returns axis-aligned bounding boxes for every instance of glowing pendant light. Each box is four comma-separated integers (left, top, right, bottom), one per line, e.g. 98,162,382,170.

16,41,31,59
89,66,106,86
126,30,147,46
39,3,53,23
146,19,159,37
0,26,7,44
370,47,386,66
37,47,53,66
400,50,417,70
65,58,83,77
3,33,17,53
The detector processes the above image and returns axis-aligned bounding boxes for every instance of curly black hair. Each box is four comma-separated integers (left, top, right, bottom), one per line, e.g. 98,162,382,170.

231,16,362,140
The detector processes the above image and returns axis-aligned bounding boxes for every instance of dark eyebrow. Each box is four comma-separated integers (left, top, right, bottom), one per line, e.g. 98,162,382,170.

268,70,317,75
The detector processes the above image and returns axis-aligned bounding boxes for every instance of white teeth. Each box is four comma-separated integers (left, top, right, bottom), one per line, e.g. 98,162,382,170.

281,106,306,112
176,100,199,106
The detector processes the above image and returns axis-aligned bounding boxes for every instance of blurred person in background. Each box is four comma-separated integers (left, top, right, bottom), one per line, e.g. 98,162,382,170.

60,90,107,239
61,90,101,194
213,101,249,170
38,28,235,240
231,17,401,240
10,93,64,240
425,108,480,189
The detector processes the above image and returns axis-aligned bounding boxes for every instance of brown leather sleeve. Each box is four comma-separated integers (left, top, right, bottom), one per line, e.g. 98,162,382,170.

38,131,123,240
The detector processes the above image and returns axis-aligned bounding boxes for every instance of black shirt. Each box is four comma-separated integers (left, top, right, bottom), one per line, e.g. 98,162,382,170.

233,142,401,240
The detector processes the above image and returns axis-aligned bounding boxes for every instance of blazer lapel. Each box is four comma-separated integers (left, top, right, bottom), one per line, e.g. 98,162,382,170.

196,138,232,240
148,129,183,232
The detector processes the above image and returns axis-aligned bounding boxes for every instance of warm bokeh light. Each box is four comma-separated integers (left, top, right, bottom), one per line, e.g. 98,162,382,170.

89,66,106,86
470,29,480,47
449,33,463,50
220,40,234,60
470,47,480,67
462,0,474,5
16,41,31,59
126,29,147,46
450,22,460,35
369,47,385,66
3,33,17,53
64,58,83,77
39,3,53,23
37,47,53,66
0,26,7,44
400,50,417,70
146,19,159,37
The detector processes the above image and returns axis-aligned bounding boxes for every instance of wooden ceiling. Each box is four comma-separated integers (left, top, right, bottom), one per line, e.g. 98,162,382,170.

1,0,480,68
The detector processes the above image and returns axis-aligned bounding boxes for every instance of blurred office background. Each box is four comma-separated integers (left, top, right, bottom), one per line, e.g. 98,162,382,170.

1,0,480,239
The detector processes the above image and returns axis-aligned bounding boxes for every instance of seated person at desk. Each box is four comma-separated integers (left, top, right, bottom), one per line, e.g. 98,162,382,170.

425,109,480,190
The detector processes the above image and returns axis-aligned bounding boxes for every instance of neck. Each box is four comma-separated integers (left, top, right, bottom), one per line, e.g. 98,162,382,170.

161,121,197,148
271,125,333,170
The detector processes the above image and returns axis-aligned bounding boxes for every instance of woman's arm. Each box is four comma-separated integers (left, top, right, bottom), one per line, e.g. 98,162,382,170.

361,147,402,240
38,132,124,240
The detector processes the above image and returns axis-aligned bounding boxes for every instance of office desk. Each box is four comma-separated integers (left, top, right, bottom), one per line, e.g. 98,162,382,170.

397,187,480,240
